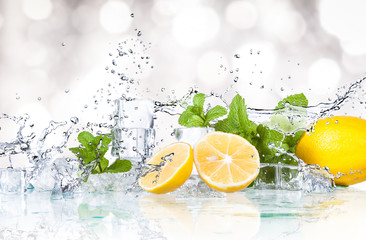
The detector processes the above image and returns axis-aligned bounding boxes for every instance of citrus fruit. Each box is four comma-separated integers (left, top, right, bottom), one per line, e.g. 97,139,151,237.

295,116,366,186
138,142,193,194
194,132,260,193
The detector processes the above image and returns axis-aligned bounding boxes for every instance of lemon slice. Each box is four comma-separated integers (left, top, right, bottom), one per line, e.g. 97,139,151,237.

194,132,260,193
138,142,193,194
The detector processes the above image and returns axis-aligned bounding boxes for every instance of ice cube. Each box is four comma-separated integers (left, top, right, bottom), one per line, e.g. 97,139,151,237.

174,127,214,147
32,158,80,193
112,128,155,161
82,172,141,193
31,164,55,191
0,168,25,194
115,98,155,128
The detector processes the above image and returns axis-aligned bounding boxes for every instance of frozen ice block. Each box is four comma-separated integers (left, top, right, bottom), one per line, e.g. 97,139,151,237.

0,168,25,194
112,128,155,161
114,98,155,128
174,127,214,147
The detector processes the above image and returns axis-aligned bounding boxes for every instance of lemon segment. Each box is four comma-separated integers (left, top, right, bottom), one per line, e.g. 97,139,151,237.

138,142,193,194
194,132,260,193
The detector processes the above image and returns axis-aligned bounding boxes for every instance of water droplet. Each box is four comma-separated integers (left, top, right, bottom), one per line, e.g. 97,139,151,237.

84,104,88,108
61,42,66,46
105,66,109,70
335,120,339,124
161,88,165,92
16,94,20,100
137,31,142,37
70,117,79,124
234,54,240,58
326,121,329,125
130,13,134,18
260,85,264,89
65,89,70,93
37,97,42,101
234,77,238,83
280,87,284,91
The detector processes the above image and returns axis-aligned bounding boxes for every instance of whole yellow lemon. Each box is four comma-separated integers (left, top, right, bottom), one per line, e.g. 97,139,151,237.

295,116,366,186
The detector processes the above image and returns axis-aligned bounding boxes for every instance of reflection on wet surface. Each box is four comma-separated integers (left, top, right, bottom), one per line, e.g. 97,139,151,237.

0,187,365,239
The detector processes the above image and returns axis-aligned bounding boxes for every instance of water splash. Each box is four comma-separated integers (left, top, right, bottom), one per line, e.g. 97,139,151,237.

2,34,366,197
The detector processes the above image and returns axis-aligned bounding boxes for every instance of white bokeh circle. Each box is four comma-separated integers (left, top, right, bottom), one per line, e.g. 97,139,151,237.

225,1,258,30
319,0,366,55
308,58,341,95
99,1,132,34
22,0,53,20
197,51,228,88
172,7,220,47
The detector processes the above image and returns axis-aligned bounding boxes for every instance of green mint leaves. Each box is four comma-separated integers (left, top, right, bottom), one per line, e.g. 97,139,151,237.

275,93,308,109
178,93,227,127
69,131,132,176
215,94,257,141
180,92,308,166
104,159,132,173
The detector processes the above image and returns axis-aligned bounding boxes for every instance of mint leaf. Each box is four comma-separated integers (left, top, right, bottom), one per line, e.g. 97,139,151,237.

213,93,308,166
283,131,304,153
178,107,197,126
186,115,205,127
193,93,205,110
256,124,285,156
179,93,226,127
95,135,112,156
78,131,95,147
204,106,227,125
276,93,308,109
69,147,80,154
105,159,132,173
215,94,257,142
228,94,257,135
69,131,131,177
214,118,236,133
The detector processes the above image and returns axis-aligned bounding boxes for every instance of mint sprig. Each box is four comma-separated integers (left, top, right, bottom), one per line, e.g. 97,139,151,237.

69,131,132,175
178,93,227,127
275,93,308,109
215,94,258,141
178,92,308,165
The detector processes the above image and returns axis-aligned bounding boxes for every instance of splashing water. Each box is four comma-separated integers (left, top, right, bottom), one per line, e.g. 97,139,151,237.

2,32,366,198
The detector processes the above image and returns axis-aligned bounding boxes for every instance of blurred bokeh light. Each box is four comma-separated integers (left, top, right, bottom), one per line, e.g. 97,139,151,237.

0,0,365,124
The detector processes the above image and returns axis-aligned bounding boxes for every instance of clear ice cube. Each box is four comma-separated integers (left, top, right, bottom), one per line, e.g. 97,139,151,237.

173,127,214,147
82,172,141,193
0,168,25,194
115,98,155,128
252,163,335,192
112,128,155,161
